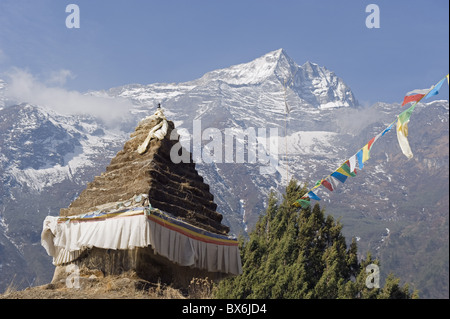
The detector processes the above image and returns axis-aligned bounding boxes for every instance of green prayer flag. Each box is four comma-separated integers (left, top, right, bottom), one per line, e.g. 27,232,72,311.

295,199,311,209
398,103,416,124
337,163,357,177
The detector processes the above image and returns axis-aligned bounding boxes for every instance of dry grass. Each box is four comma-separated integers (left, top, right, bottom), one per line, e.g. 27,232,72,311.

2,274,20,296
0,266,221,299
0,268,191,299
187,277,215,299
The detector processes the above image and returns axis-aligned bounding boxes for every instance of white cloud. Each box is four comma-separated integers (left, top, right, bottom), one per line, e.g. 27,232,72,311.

46,69,75,86
333,104,389,135
4,68,133,128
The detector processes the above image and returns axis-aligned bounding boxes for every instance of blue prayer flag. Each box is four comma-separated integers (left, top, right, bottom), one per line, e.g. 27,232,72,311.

381,123,394,137
307,191,321,201
356,149,364,169
331,171,348,183
425,78,445,99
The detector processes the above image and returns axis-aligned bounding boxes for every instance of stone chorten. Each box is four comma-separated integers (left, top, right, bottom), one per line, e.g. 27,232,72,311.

43,109,241,289
61,109,229,234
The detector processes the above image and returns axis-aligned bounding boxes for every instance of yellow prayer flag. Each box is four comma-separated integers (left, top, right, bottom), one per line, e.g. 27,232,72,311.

362,144,370,162
396,118,413,159
336,167,352,177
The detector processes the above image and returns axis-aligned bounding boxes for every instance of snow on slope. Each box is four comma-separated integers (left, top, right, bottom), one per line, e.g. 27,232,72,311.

198,49,283,86
9,132,121,192
104,83,197,108
107,49,357,112
0,79,6,109
286,131,339,155
1,104,125,192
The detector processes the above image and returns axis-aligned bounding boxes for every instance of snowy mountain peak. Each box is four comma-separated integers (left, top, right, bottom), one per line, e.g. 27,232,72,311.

198,49,285,86
301,61,323,75
101,49,357,111
293,60,359,109
194,49,357,109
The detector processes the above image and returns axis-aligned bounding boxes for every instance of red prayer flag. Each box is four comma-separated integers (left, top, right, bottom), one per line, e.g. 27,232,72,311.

367,136,376,150
321,179,334,192
401,88,429,106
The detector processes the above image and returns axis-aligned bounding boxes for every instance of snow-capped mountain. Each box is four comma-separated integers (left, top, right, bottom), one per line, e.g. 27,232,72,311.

101,49,362,230
194,49,358,109
1,104,124,191
0,49,448,297
0,103,125,290
108,49,357,117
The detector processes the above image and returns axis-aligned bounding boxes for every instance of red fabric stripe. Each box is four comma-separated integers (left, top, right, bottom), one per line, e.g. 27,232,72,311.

148,215,239,246
402,94,425,106
367,136,376,150
321,179,334,192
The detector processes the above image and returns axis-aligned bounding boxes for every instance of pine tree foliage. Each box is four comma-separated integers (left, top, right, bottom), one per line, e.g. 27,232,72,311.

215,179,417,299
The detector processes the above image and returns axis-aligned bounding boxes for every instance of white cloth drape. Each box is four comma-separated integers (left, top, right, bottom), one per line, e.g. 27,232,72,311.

41,210,242,275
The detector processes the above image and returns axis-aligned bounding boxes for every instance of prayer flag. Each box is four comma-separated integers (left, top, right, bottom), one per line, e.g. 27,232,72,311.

337,163,357,177
401,88,430,106
356,143,371,169
381,122,394,137
425,78,446,99
396,104,416,159
362,144,370,162
328,176,340,190
299,200,310,208
321,179,334,192
368,131,384,152
331,171,348,183
307,191,321,201
344,161,357,175
356,149,364,169
396,120,412,159
367,136,376,150
294,75,447,207
348,155,357,172
295,199,310,209
336,166,350,177
398,104,416,126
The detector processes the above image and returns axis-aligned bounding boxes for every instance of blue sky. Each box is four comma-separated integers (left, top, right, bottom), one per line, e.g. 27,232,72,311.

0,0,448,105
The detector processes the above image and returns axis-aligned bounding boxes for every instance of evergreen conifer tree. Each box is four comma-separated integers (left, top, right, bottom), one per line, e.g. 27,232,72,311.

215,179,417,299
